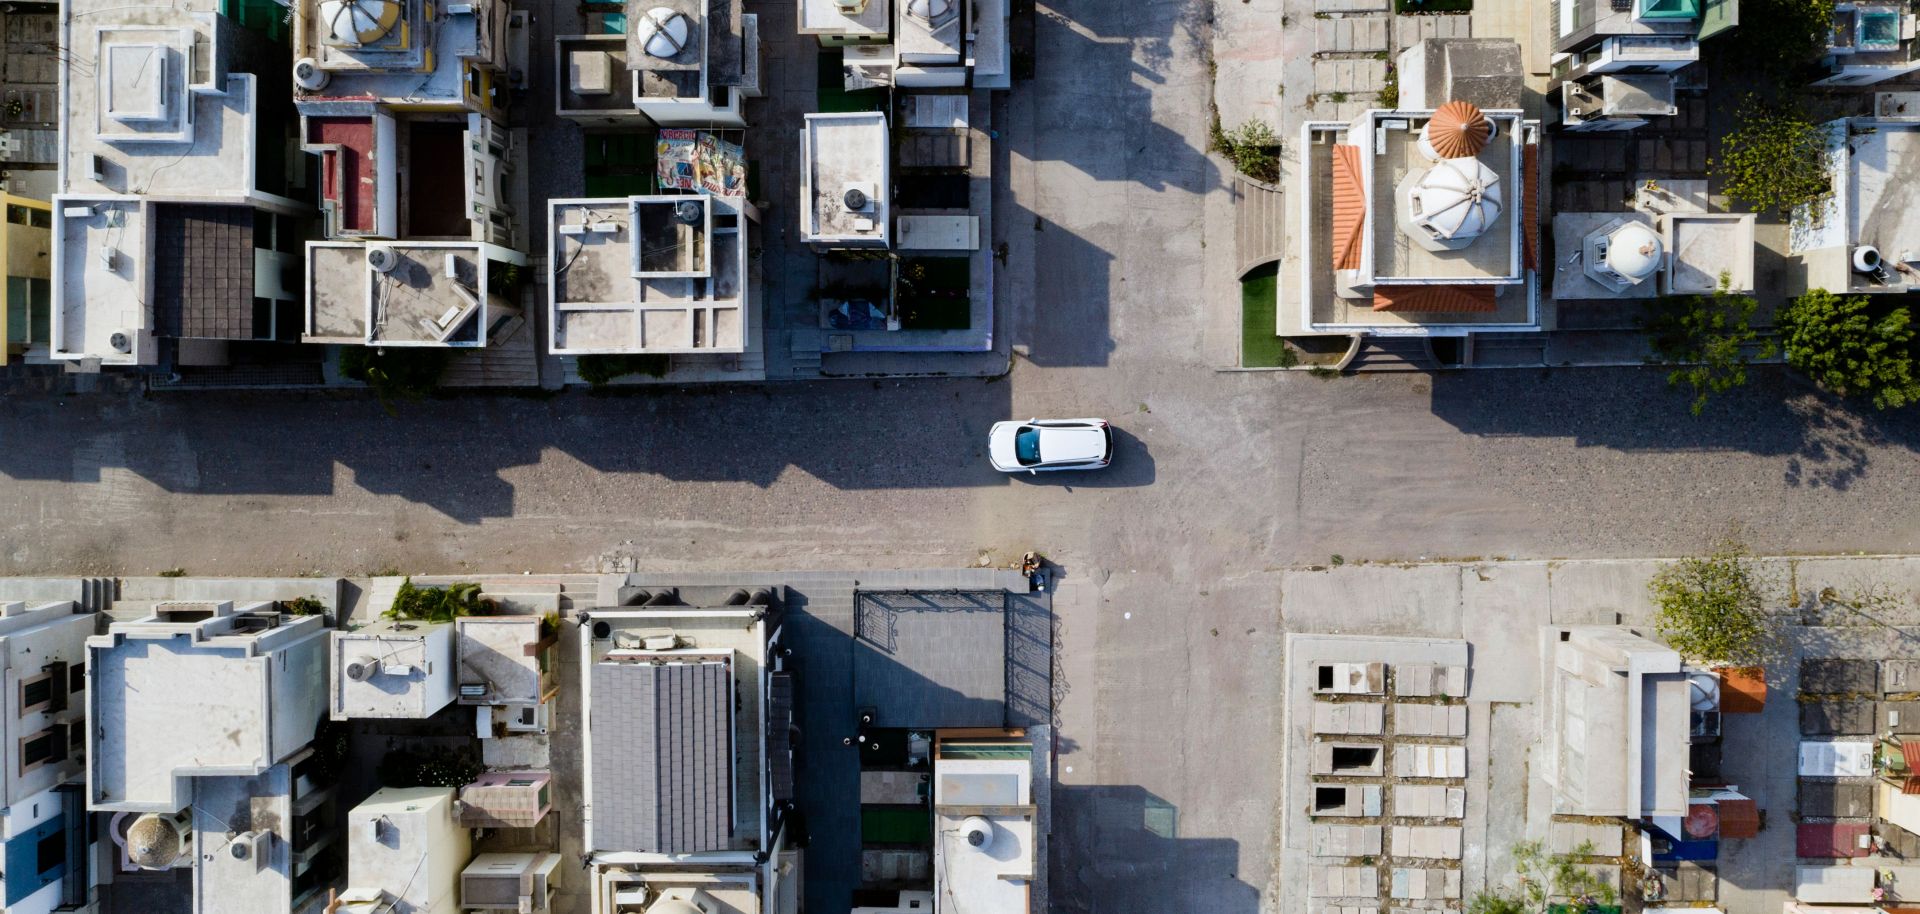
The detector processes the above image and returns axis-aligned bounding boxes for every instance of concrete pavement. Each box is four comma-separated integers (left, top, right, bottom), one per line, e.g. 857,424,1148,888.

8,0,1920,910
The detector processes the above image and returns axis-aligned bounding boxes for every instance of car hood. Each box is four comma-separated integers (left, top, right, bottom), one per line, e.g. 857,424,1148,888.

987,422,1023,469
1043,426,1108,463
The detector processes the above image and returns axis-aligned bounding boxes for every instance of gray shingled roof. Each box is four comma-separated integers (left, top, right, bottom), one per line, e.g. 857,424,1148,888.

152,203,257,340
590,660,733,853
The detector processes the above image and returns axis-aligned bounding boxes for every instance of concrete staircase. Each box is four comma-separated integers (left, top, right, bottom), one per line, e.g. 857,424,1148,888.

441,336,542,388
788,329,824,378
1345,337,1437,373
1470,332,1549,368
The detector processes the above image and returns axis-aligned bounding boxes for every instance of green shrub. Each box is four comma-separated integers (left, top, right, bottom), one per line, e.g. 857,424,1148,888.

384,578,487,623
281,596,325,616
577,353,671,386
338,345,448,406
1777,288,1920,409
1211,118,1280,184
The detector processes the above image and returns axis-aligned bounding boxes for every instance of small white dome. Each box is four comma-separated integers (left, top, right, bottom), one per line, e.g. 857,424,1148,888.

638,8,693,59
1605,222,1663,281
1407,158,1504,242
319,0,402,45
907,0,956,21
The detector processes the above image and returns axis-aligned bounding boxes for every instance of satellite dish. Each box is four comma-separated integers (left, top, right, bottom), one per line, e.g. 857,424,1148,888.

318,0,403,45
638,8,692,59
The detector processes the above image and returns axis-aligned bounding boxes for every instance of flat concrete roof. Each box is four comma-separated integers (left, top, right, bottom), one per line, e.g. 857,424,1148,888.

193,767,301,914
1662,212,1755,295
802,113,889,246
548,197,749,354
62,1,258,200
798,0,888,37
309,242,508,346
456,615,553,706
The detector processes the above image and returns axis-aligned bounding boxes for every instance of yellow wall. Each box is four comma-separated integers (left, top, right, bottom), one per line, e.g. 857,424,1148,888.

0,193,54,366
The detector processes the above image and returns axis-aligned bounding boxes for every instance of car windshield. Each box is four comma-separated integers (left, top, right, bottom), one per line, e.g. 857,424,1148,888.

1014,427,1042,466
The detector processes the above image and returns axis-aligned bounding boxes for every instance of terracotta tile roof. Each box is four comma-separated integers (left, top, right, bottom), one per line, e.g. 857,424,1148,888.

1716,666,1766,713
1903,739,1920,775
1716,798,1759,839
1331,144,1365,272
1428,101,1491,159
1372,285,1498,313
1522,144,1539,271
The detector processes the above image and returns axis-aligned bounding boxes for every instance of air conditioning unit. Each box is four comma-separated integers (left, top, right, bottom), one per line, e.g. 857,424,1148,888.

461,853,561,912
368,246,400,273
228,830,271,872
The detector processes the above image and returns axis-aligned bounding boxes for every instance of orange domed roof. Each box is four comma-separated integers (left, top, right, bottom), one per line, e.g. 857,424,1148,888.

1426,101,1491,159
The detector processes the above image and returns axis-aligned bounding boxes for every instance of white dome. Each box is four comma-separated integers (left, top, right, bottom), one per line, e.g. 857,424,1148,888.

637,8,693,59
907,0,956,21
1605,222,1663,281
319,0,402,45
1407,157,1504,242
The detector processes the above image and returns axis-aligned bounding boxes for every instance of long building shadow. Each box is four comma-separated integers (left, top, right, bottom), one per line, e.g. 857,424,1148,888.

1427,366,1920,491
0,377,1016,522
1049,783,1257,914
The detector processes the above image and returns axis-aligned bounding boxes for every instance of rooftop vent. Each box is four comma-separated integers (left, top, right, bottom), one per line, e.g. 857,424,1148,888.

124,812,191,870
960,815,994,850
368,245,400,273
637,8,693,59
842,185,872,212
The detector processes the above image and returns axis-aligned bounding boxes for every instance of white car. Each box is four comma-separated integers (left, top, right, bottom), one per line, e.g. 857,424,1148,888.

988,418,1113,473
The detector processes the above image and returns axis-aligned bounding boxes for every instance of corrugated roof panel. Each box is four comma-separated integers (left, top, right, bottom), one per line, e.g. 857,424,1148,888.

589,660,733,853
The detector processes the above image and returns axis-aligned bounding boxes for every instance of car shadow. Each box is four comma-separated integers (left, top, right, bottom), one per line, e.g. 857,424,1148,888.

1002,426,1154,488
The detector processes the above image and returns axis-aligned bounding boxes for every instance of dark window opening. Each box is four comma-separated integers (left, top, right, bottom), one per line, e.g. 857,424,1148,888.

21,677,52,710
1317,665,1335,689
68,663,84,694
1313,786,1347,810
35,828,64,874
1331,746,1379,771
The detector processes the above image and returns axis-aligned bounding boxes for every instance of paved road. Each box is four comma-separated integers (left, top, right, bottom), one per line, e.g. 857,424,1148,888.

9,0,1920,913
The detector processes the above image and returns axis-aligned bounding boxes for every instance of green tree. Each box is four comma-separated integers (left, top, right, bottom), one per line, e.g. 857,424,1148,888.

1777,288,1920,409
1649,542,1779,668
1645,282,1777,415
1469,840,1618,914
1711,97,1832,216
